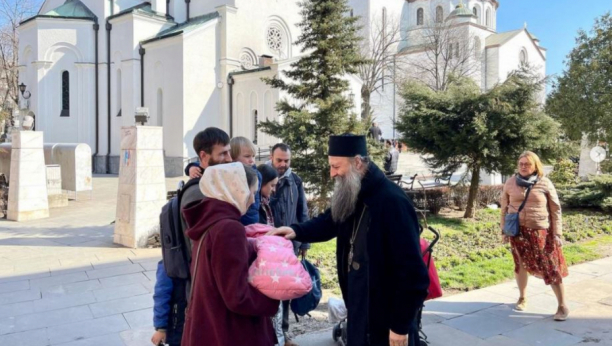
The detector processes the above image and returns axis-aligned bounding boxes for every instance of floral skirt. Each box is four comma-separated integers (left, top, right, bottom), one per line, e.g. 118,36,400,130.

510,227,568,285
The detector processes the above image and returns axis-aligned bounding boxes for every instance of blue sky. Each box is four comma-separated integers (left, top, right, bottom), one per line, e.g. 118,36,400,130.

496,0,611,80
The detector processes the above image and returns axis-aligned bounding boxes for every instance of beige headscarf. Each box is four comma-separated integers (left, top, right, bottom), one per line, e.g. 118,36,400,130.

199,162,252,215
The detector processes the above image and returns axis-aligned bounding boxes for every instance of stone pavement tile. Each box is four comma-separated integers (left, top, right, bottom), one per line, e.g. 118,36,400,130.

49,264,93,277
88,293,153,318
123,308,153,329
476,304,549,325
476,335,531,346
98,273,151,288
29,272,89,289
527,293,586,315
42,280,102,298
484,281,550,299
0,270,50,284
0,289,41,305
0,327,48,346
562,271,598,286
3,305,93,335
422,323,484,346
33,291,96,313
90,258,133,270
139,260,159,272
442,311,526,339
128,254,162,264
588,256,612,267
86,263,144,280
53,333,124,346
570,262,612,277
120,326,157,346
424,289,511,319
535,303,612,340
503,322,584,346
0,279,29,294
546,279,612,304
143,270,156,281
600,296,612,306
46,315,130,345
598,273,612,285
93,283,149,302
141,279,155,293
0,301,34,319
421,312,445,326
286,329,336,346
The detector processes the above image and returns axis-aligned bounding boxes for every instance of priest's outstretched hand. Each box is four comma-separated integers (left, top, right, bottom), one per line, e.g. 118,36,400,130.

267,227,296,240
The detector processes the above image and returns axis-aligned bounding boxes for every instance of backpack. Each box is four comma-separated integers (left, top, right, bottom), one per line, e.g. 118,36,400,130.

160,178,200,279
290,258,322,320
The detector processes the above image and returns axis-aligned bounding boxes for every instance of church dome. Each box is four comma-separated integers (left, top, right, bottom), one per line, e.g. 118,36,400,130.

449,2,475,18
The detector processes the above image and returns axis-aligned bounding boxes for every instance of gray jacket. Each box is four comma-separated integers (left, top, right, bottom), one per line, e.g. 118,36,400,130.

269,168,310,253
384,148,399,173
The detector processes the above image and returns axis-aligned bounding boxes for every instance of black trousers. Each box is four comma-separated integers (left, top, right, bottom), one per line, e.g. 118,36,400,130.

282,300,290,333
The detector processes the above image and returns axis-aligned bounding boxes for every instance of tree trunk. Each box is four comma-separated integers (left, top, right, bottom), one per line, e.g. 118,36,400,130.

463,165,480,218
361,86,371,120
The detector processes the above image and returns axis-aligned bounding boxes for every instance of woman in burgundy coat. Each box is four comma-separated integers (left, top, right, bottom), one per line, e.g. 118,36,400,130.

181,162,279,346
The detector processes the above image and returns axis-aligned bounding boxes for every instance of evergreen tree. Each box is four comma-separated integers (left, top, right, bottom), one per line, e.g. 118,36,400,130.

397,69,561,218
259,0,367,206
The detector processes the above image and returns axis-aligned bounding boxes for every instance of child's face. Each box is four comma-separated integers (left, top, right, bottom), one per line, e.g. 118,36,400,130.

237,147,255,166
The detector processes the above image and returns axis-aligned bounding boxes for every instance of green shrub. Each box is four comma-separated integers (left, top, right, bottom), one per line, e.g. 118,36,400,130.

601,160,612,174
602,197,612,213
548,159,578,185
558,174,612,210
451,185,470,211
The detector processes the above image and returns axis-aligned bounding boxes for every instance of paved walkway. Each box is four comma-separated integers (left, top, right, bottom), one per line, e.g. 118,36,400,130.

1,176,611,345
294,257,612,346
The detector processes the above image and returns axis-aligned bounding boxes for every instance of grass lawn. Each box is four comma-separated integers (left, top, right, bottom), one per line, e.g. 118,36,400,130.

308,208,612,294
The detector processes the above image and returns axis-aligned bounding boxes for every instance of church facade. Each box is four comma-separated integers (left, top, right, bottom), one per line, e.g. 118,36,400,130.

18,0,363,175
355,0,547,142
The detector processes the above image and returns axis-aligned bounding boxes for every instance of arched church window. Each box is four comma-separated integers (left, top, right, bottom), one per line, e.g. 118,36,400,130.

436,6,443,23
473,7,478,17
267,26,284,55
157,89,163,126
416,8,424,26
519,49,528,64
61,71,69,117
240,49,257,70
486,9,491,27
448,43,453,59
350,9,354,17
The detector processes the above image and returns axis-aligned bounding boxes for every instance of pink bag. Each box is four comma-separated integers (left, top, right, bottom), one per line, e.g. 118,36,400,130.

246,224,312,300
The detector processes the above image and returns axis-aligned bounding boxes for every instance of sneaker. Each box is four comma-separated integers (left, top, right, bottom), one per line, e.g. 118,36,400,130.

515,297,527,311
554,306,569,321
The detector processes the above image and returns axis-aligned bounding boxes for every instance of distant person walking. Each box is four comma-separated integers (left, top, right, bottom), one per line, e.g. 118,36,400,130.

384,140,399,175
368,122,382,142
501,151,569,321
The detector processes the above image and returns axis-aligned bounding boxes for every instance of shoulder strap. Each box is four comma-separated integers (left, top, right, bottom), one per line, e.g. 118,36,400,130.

187,233,206,305
518,181,537,212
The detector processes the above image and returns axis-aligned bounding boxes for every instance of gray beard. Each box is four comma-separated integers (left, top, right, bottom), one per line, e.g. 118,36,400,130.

331,166,362,223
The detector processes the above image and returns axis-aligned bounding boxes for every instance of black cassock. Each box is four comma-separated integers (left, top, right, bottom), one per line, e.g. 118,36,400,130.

292,163,429,346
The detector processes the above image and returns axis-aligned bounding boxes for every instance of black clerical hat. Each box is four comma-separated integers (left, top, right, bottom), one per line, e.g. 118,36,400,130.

328,134,368,157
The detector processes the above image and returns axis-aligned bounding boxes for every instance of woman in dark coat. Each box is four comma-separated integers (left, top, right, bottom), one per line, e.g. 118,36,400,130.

181,163,279,346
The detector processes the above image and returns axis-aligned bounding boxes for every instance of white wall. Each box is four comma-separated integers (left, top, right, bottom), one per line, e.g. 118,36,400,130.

182,22,222,158
143,37,184,159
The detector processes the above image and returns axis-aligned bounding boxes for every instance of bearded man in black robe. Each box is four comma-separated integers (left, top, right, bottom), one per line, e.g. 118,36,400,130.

269,134,429,346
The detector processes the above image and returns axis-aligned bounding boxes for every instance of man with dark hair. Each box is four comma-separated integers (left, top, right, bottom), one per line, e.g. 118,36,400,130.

151,127,231,346
268,143,309,346
185,127,232,178
269,135,429,346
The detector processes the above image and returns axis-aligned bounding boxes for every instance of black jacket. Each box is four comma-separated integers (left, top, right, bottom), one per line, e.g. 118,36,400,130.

291,163,429,346
270,169,310,254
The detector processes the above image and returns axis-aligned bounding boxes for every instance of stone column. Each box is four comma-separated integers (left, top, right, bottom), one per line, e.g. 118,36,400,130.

7,131,49,221
114,126,166,248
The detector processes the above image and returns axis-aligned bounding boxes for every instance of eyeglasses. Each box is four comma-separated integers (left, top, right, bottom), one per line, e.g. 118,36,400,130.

519,163,533,168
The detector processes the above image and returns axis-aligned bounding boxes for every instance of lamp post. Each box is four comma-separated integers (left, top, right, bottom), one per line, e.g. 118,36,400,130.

18,83,31,109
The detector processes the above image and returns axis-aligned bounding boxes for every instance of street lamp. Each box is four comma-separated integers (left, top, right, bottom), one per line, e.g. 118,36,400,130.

19,83,26,95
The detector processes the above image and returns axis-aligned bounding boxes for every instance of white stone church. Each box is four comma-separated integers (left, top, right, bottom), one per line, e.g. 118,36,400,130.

18,0,363,176
359,0,547,141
